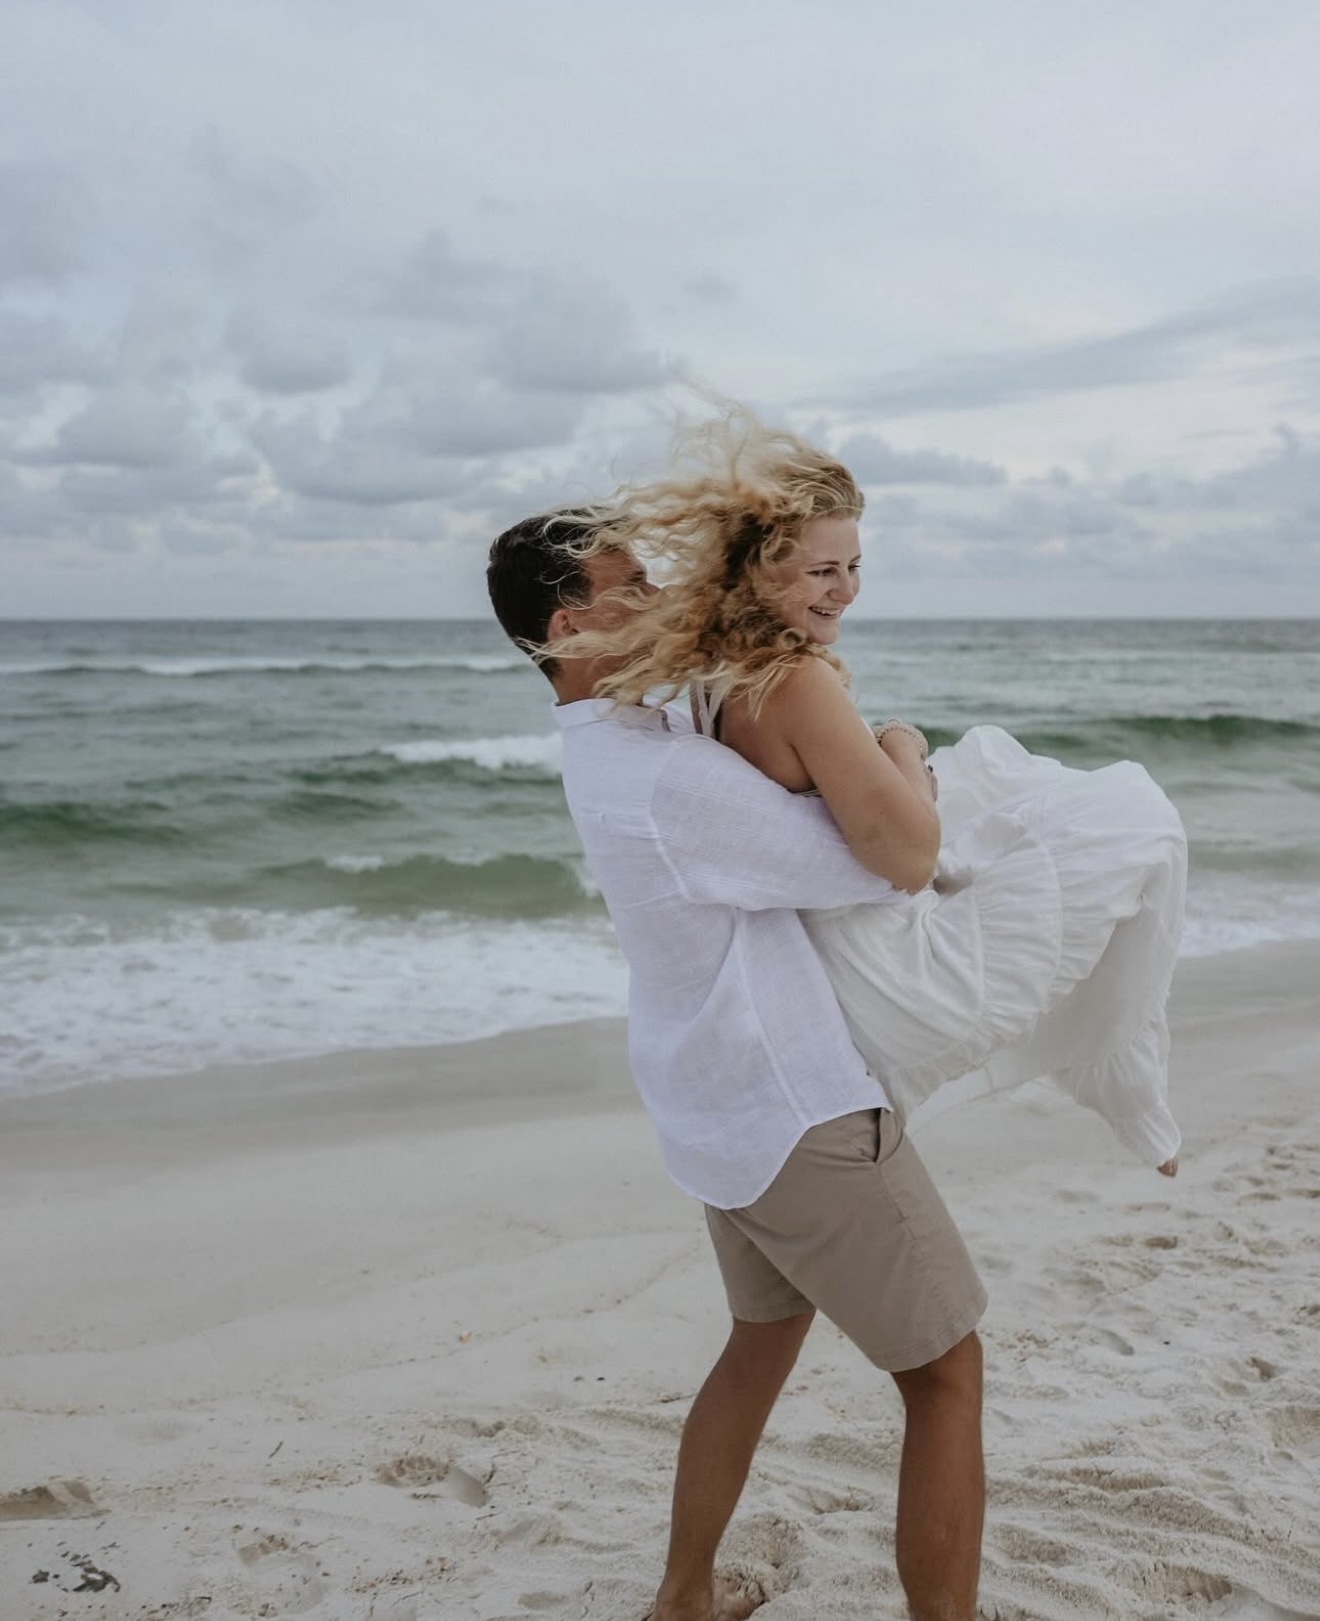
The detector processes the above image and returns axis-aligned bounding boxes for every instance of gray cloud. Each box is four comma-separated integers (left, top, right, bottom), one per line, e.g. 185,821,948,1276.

56,455,258,517
189,128,324,270
492,279,665,394
401,378,584,458
837,431,1006,488
253,412,474,507
227,305,352,395
1207,425,1320,514
245,332,592,511
116,285,210,382
683,275,737,305
159,516,248,555
376,233,666,397
836,280,1320,417
0,311,104,398
0,164,87,284
851,430,1320,603
1115,425,1320,519
378,229,514,322
42,384,198,469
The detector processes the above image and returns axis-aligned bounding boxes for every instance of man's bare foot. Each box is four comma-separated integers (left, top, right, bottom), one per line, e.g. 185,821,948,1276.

649,1575,759,1621
1158,1155,1179,1177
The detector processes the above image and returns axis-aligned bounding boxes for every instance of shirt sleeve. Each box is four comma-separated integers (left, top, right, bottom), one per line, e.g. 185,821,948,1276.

650,737,902,911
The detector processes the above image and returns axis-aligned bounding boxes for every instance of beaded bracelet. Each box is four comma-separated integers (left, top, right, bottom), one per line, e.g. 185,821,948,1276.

875,718,930,760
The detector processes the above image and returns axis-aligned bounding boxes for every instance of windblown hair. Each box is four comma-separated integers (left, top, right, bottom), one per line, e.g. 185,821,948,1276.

543,407,864,710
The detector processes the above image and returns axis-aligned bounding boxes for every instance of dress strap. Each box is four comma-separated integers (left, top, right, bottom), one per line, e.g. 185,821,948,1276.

689,682,726,741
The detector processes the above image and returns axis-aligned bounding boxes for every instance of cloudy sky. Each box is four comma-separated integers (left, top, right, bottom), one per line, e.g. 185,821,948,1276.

3,0,1319,618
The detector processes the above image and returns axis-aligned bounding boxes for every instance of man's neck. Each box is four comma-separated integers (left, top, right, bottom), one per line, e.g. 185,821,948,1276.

551,661,622,705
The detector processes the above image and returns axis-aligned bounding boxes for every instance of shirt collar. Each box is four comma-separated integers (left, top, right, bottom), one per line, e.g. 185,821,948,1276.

552,698,670,731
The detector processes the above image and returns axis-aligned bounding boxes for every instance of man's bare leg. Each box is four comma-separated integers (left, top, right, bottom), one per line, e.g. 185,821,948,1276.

651,1311,814,1621
890,1331,985,1621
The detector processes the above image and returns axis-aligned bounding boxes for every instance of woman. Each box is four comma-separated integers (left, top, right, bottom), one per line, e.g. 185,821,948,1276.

549,409,1185,1172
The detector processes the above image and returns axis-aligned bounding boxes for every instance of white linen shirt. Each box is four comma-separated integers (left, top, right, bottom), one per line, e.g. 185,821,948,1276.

553,697,904,1208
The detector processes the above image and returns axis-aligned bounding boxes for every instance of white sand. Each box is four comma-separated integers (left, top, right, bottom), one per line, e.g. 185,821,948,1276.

2,945,1319,1620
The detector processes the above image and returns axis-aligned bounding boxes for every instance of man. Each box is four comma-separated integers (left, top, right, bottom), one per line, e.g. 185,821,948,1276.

487,514,987,1621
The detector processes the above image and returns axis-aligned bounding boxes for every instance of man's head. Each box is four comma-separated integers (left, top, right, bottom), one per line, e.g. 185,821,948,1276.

486,511,653,698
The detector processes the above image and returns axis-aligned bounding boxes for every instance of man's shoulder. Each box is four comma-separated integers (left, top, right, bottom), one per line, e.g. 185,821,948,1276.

562,719,763,821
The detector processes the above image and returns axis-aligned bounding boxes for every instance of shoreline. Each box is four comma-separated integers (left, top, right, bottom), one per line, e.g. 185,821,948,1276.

0,1017,635,1177
4,935,1318,1136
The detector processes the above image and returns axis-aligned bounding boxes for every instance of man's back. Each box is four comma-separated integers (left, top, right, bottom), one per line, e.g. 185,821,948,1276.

553,696,899,1207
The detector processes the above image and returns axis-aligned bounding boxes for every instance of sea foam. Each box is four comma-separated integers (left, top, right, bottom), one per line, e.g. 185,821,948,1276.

381,735,563,773
0,908,627,1094
0,654,524,678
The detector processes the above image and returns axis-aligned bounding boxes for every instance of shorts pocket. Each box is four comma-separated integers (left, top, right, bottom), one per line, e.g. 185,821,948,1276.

873,1107,905,1166
846,1107,898,1164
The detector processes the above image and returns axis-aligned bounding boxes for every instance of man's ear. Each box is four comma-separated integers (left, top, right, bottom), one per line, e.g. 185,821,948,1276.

546,603,576,642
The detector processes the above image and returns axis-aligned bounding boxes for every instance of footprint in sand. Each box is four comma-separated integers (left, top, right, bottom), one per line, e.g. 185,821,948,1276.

0,1481,99,1521
718,1512,806,1604
791,1482,876,1516
375,1452,489,1506
1268,1405,1320,1458
1061,1323,1135,1357
1135,1567,1234,1607
236,1531,293,1565
229,1527,326,1616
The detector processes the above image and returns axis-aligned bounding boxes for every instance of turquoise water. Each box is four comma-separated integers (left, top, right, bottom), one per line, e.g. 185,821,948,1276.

3,618,1317,1091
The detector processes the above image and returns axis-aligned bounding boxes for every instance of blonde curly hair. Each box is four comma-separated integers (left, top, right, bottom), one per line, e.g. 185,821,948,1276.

542,407,864,711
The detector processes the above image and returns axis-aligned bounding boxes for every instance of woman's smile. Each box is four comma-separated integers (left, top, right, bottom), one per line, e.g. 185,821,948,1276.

778,515,862,645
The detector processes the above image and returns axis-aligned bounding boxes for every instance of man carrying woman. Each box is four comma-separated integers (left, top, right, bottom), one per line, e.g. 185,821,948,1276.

487,492,988,1621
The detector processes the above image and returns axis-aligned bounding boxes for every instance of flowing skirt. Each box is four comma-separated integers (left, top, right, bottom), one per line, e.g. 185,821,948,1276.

803,726,1186,1164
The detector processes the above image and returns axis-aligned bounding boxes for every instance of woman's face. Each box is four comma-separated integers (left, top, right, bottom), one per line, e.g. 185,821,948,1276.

775,515,862,645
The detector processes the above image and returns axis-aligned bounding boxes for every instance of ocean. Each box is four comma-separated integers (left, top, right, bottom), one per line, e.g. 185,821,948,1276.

2,618,1317,1095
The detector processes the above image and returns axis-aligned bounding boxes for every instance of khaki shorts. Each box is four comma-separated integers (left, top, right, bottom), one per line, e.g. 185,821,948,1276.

704,1108,987,1372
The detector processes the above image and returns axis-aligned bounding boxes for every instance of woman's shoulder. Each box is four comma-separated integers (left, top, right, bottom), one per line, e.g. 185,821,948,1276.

761,652,850,717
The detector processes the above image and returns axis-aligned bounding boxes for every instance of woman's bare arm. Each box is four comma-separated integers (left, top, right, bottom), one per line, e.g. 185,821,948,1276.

759,659,941,893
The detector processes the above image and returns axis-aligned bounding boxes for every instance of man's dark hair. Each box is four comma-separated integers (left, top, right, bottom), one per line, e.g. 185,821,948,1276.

487,511,600,679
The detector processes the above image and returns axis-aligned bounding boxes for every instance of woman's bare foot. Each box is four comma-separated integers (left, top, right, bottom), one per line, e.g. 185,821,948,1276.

1158,1155,1179,1177
649,1575,759,1621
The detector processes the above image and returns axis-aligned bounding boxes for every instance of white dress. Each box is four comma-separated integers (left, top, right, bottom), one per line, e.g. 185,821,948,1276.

695,696,1186,1165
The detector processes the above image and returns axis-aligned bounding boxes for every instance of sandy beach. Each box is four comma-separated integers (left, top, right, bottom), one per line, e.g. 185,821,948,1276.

3,944,1319,1621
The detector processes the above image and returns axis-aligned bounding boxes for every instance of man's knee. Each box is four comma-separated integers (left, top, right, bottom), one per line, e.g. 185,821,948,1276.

890,1330,982,1408
722,1311,815,1382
